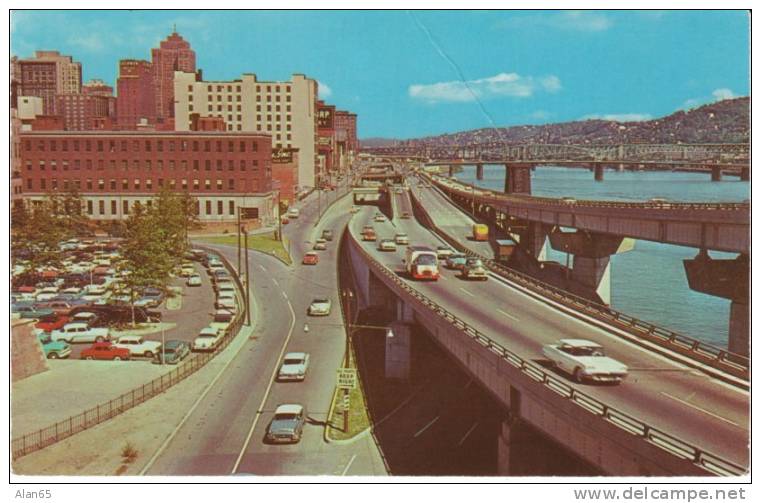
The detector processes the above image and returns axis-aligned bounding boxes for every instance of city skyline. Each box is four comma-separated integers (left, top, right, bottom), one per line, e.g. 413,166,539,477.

11,10,750,139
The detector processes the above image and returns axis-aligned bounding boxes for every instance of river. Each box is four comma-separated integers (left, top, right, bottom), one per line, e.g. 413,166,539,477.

454,165,750,348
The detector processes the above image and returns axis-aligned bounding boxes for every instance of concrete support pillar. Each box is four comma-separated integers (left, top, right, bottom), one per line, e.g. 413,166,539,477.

476,163,484,180
504,164,532,194
711,165,722,182
520,221,548,261
396,298,415,323
385,321,411,381
740,166,750,182
549,230,635,305
594,164,604,182
683,252,749,356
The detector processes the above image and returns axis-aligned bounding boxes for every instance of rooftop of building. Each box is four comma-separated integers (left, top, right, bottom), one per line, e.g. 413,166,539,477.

18,130,273,139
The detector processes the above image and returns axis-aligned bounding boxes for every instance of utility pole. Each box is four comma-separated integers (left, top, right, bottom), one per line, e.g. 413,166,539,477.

242,226,251,326
277,191,283,242
237,208,241,274
343,289,354,433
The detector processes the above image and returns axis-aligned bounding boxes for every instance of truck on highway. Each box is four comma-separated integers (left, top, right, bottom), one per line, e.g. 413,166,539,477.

404,246,439,280
472,223,489,241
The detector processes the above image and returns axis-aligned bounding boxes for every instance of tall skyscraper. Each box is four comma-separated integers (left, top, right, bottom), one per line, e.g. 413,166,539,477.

151,30,196,123
14,50,82,114
116,59,155,129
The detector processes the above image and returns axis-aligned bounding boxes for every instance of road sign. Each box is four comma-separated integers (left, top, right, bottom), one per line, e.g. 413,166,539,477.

336,368,357,389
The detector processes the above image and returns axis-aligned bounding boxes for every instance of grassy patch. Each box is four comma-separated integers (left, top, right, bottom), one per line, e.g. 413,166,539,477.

196,233,292,265
327,384,372,441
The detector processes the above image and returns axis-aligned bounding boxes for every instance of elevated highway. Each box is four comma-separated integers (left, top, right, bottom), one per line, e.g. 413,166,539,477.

345,191,749,476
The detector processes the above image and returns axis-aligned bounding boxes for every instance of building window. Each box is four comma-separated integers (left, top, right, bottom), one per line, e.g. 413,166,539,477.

122,179,128,189
205,200,211,215
216,160,222,171
145,140,151,152
146,179,152,190
158,178,164,188
26,179,32,190
87,200,93,215
87,179,93,190
146,160,152,170
205,180,211,190
134,179,141,190
228,179,235,190
182,179,188,190
229,201,235,215
217,179,223,190
123,200,129,215
110,179,116,190
193,179,199,190
51,160,57,171
216,200,223,215
111,200,117,215
169,179,176,189
99,200,105,215
50,140,57,152
205,160,211,171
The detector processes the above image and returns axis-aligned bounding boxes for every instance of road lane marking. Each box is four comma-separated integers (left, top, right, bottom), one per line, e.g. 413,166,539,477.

413,416,440,438
258,264,267,272
231,298,297,474
272,278,280,287
497,308,520,321
458,422,479,446
458,287,475,298
660,392,739,427
340,454,358,476
282,291,288,300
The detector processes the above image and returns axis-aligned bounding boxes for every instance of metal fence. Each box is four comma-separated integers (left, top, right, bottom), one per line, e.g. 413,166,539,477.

347,230,747,476
11,247,247,461
412,175,749,382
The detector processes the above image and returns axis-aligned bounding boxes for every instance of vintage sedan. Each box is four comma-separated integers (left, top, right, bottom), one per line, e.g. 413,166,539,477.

302,252,319,265
265,404,307,444
308,297,332,316
542,339,628,384
445,253,468,270
277,352,310,381
377,239,397,252
153,340,191,365
460,260,488,281
81,342,131,361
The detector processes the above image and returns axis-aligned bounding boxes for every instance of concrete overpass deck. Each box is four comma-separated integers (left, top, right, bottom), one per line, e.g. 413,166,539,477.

347,199,749,475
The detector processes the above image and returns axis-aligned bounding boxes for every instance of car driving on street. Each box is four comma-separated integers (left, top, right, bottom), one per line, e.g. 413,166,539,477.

542,339,628,384
308,297,332,316
265,404,307,444
277,352,310,381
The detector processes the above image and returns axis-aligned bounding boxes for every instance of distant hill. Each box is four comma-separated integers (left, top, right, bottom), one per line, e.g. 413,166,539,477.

362,97,749,147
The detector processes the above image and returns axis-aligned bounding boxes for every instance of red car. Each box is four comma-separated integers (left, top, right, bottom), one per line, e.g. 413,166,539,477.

81,342,131,361
35,315,71,333
302,252,319,265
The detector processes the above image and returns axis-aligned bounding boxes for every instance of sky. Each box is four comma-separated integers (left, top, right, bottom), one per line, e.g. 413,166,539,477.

10,10,750,139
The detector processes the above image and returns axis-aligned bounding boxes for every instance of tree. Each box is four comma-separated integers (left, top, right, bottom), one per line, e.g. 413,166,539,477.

58,188,90,237
11,199,68,282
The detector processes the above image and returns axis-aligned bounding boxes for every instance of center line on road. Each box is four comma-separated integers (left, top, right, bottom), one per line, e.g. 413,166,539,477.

341,454,358,476
413,416,440,438
458,422,479,446
272,278,280,287
458,287,474,298
497,309,519,321
282,291,288,300
660,392,739,427
232,298,297,474
258,264,267,272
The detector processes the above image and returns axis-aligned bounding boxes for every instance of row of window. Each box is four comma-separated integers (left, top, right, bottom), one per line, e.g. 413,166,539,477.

27,177,265,192
26,158,263,172
68,198,242,217
187,104,293,116
24,138,262,153
193,84,292,94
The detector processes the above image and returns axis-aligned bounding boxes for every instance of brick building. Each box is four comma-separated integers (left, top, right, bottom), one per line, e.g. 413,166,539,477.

56,93,113,131
13,51,82,115
19,131,276,223
116,60,155,129
270,148,300,204
316,100,336,177
151,30,196,123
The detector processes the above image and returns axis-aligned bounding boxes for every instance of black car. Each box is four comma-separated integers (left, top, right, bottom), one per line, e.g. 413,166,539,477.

153,340,191,365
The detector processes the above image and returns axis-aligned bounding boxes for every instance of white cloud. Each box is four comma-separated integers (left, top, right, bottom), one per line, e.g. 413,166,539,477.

712,88,735,101
318,81,332,99
67,33,107,53
498,11,612,32
409,72,562,103
582,113,652,122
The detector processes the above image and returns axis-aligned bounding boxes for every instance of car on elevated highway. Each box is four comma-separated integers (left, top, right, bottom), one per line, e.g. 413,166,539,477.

308,297,332,316
542,339,628,384
436,246,455,259
277,352,310,381
374,213,386,223
377,239,397,252
394,233,409,245
445,253,468,270
400,211,411,219
313,238,328,251
460,260,488,281
265,404,307,444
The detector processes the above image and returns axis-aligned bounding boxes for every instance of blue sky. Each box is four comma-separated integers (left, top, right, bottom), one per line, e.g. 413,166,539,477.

11,10,750,139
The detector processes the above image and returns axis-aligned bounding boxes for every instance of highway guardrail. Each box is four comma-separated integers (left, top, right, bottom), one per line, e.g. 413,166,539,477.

413,173,749,383
346,229,746,476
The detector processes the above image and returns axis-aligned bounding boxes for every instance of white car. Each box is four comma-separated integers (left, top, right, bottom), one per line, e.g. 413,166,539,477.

277,352,310,381
193,327,223,351
187,273,202,287
377,239,397,252
374,213,386,222
308,297,332,316
313,238,328,251
287,208,300,219
542,339,628,384
50,322,110,344
394,233,409,245
114,335,162,358
436,246,455,259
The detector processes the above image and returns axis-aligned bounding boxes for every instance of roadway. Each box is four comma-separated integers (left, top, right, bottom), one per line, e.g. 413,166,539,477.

350,188,749,471
144,183,386,476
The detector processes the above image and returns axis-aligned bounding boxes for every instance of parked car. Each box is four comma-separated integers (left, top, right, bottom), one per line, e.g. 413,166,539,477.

12,304,54,319
193,327,223,352
308,297,332,316
81,342,131,361
50,322,110,344
542,339,628,384
302,252,319,265
445,253,469,270
35,314,71,333
213,309,234,324
313,238,328,251
394,233,409,245
265,404,307,444
153,340,191,365
187,273,202,287
321,229,334,241
377,239,397,252
114,335,162,358
277,352,310,381
37,332,72,359
69,305,161,324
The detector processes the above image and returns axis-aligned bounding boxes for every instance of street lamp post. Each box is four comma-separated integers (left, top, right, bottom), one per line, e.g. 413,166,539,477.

342,289,355,433
237,207,241,274
277,191,283,243
241,225,252,326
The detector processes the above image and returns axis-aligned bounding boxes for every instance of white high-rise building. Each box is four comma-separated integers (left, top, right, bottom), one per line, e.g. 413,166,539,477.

175,72,318,189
